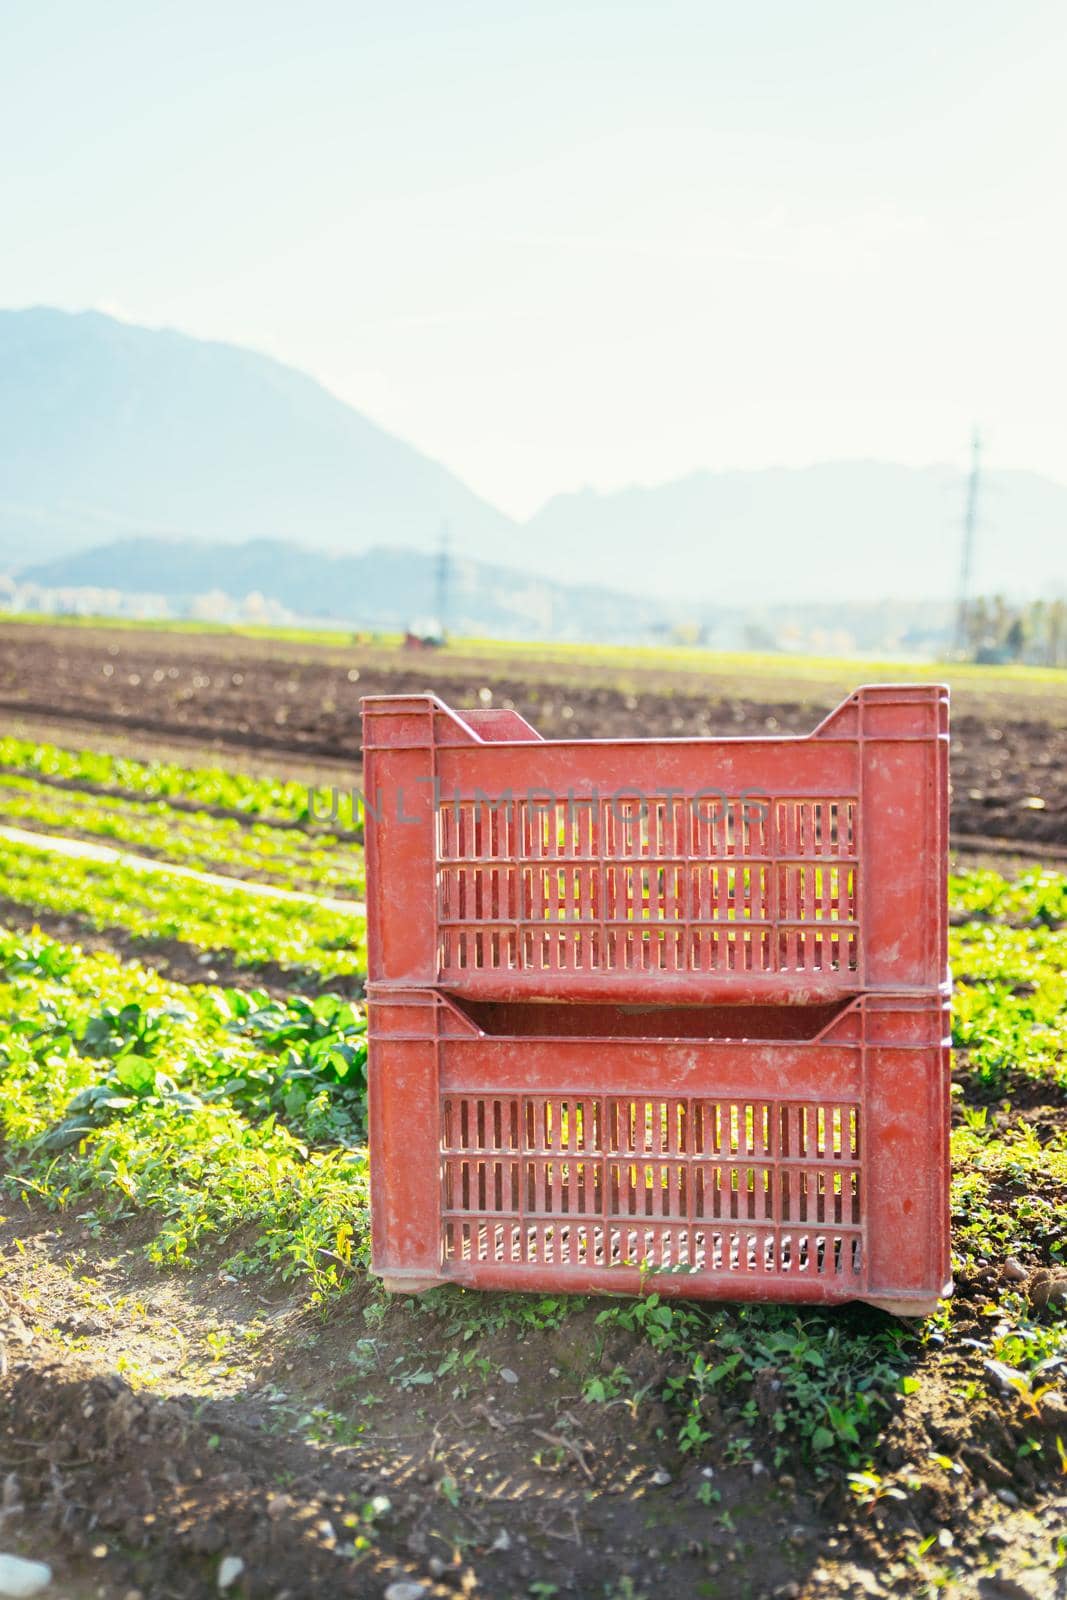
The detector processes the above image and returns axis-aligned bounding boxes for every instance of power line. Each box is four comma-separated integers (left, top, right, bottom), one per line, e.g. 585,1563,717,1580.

435,520,451,639
953,428,982,656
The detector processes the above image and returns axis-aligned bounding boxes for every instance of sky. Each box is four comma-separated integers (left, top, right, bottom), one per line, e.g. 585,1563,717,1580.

2,0,1066,519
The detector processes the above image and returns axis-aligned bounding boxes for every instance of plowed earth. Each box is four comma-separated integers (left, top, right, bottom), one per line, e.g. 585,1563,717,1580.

0,623,1064,853
2,1209,1066,1600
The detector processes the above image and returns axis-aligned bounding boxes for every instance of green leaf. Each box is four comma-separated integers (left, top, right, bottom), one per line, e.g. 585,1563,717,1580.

705,1351,743,1387
112,1055,158,1095
37,1118,96,1151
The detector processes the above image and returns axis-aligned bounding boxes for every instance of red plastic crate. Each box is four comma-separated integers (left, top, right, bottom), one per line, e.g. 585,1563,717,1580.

362,684,949,1004
366,987,952,1314
362,682,951,1312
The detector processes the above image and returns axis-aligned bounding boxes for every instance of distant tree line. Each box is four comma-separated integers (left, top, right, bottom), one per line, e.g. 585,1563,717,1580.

962,596,1067,666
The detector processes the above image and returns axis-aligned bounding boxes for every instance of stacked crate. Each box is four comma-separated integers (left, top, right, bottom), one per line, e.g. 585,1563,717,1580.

361,684,951,1314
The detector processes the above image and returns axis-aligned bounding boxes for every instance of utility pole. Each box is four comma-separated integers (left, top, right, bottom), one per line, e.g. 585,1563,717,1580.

954,428,981,657
435,520,451,640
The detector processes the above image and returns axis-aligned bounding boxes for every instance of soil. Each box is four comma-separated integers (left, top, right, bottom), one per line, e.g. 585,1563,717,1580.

0,1212,821,1600
0,898,363,1000
2,1210,1066,1600
0,623,1064,851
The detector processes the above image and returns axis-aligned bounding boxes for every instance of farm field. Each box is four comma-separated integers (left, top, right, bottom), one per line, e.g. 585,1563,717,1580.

0,625,1064,1599
0,617,1065,855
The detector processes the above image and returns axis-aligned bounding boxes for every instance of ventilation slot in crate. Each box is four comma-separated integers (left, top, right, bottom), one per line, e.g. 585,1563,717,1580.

436,794,858,978
441,1093,863,1280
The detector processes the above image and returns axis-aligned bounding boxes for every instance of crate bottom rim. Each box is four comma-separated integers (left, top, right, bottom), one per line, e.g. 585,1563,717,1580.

374,1265,951,1318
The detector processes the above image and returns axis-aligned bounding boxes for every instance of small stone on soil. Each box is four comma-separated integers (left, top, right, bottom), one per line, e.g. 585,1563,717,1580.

499,1367,519,1384
984,1359,1027,1396
217,1556,245,1591
0,1556,53,1599
383,1585,427,1600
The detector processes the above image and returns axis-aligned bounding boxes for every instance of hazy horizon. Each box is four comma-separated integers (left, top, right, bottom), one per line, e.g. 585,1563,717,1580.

9,300,1067,524
4,1,1066,517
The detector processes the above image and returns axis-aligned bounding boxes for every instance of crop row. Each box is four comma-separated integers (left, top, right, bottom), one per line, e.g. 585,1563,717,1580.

949,868,1066,1098
950,920,1067,1096
949,867,1067,926
0,927,368,1297
0,735,359,828
0,773,364,895
0,834,365,983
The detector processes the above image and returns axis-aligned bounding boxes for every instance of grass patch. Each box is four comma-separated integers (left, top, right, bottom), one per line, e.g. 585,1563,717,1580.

0,773,363,894
0,927,368,1301
950,869,1067,926
0,734,349,827
0,834,364,982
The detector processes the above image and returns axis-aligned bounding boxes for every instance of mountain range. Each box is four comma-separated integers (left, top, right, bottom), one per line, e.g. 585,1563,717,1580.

0,306,510,571
16,536,679,640
2,306,1065,624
